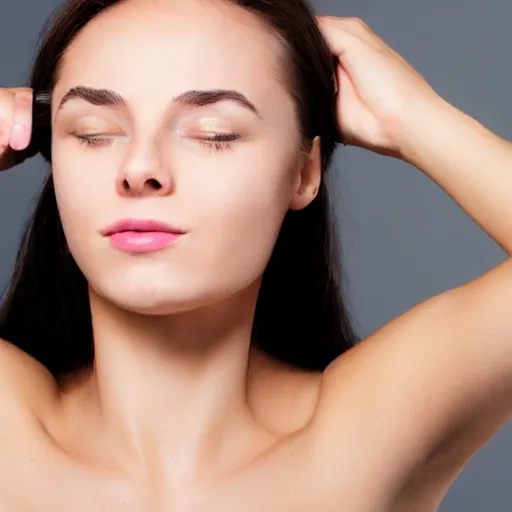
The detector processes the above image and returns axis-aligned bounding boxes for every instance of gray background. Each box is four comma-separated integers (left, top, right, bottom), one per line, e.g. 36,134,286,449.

0,0,510,509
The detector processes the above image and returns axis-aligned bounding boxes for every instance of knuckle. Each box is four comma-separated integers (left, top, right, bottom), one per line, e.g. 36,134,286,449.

10,87,33,95
13,91,33,121
350,17,368,28
16,93,32,110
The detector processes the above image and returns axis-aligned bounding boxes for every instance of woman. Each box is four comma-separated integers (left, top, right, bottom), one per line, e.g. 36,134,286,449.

0,0,510,510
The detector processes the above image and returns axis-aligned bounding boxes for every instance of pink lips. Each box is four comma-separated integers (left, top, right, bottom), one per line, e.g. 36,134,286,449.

101,219,185,253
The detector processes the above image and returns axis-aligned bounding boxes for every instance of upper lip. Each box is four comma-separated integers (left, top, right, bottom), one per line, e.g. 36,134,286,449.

101,219,186,236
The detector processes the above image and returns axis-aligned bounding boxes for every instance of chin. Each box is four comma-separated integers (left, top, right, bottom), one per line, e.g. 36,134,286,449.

89,273,233,316
99,285,211,316
83,257,264,317
111,296,196,315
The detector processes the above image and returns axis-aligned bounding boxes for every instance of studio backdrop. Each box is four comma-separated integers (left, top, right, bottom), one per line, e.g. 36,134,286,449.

0,1,510,510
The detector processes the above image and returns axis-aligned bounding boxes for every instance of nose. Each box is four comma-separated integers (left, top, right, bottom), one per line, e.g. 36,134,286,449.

116,139,174,198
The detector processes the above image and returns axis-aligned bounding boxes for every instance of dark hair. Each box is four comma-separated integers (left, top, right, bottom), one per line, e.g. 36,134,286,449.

0,0,360,379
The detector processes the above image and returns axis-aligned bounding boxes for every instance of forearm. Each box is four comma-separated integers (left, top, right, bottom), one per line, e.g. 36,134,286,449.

400,98,512,255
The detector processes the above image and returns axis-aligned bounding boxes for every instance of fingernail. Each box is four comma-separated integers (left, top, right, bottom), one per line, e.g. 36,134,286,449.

10,123,30,150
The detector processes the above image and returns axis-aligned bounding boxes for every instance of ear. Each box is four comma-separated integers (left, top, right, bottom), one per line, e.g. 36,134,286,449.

289,136,322,211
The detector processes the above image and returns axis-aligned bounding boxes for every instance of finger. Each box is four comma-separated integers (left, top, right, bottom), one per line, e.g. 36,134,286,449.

317,17,376,62
318,16,388,54
318,20,365,58
337,19,400,59
9,88,33,151
0,88,15,150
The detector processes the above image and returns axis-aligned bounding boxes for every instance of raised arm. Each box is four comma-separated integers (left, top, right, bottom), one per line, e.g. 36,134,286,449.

308,16,512,507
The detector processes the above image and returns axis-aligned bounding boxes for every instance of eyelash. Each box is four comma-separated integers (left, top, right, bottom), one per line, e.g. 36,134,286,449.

72,132,241,152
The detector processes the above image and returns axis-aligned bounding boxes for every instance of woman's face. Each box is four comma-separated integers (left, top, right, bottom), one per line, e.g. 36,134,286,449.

51,0,321,315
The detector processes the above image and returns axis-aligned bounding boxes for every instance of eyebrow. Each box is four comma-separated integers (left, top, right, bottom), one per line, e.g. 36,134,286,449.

57,86,262,118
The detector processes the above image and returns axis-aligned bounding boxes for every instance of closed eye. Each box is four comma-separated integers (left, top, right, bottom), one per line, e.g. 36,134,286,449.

72,132,241,152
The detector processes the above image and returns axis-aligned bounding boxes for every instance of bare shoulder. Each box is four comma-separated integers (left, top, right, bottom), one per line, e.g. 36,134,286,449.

0,338,60,505
0,338,58,425
305,268,512,507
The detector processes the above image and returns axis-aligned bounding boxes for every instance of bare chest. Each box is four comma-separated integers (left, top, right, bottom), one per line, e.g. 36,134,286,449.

0,474,395,512
0,439,439,512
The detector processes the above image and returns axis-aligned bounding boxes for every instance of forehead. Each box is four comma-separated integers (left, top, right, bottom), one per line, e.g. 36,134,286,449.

56,0,288,106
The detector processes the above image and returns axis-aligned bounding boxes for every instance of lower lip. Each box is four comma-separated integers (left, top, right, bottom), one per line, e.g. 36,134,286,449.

109,231,183,253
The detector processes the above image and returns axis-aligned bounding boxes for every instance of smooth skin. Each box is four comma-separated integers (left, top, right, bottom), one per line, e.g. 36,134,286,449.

0,6,511,512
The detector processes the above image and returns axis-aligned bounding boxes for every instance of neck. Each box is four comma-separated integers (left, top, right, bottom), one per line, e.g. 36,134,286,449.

74,279,271,483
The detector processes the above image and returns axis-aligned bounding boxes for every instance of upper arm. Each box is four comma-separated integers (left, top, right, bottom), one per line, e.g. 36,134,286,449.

307,258,512,501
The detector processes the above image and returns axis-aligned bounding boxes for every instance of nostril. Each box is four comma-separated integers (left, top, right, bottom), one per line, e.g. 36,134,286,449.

148,179,161,189
121,178,163,192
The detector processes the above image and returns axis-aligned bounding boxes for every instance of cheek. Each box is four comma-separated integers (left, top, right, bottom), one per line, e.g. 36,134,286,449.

194,149,295,219
52,155,107,247
192,154,294,281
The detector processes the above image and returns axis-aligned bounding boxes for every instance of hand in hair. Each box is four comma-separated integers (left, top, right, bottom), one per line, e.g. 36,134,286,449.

317,16,444,159
0,87,36,171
